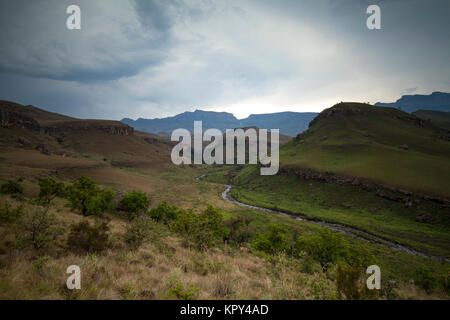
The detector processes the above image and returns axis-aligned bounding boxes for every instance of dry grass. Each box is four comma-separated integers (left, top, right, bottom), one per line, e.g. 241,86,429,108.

0,196,336,300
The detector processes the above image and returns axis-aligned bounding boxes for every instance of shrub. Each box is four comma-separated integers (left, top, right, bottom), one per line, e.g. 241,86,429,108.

169,281,200,300
223,216,253,246
414,267,438,293
0,202,23,224
171,205,226,251
148,201,180,224
295,229,349,271
67,220,110,253
17,208,58,250
252,223,288,254
1,180,23,195
38,178,65,204
335,245,377,300
120,191,150,220
67,176,114,216
123,216,158,250
336,263,378,300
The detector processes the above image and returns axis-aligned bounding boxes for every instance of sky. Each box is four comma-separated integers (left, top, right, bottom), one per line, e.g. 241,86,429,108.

0,0,449,120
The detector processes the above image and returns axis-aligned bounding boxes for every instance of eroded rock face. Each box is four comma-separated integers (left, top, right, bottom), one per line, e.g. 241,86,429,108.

18,137,32,147
44,123,134,136
35,143,50,155
0,110,40,131
280,166,450,206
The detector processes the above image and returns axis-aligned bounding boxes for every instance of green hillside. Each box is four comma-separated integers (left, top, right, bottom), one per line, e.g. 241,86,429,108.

413,110,450,130
280,103,450,198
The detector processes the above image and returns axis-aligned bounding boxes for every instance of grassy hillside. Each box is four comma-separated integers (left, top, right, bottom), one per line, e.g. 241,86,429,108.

281,103,450,198
1,100,449,300
413,110,450,130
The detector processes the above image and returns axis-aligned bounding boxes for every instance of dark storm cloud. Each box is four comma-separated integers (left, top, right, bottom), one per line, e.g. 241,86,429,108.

0,0,448,120
0,0,173,82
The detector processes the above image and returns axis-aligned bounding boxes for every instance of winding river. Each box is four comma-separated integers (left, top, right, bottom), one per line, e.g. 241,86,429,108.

196,174,448,262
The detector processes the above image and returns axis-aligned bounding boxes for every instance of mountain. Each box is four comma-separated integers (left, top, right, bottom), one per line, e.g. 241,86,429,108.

279,102,450,198
375,91,450,113
121,110,318,137
0,100,174,172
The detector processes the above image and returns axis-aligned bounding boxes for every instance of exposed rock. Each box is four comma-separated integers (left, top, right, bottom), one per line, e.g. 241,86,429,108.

0,110,40,131
415,213,431,223
144,137,159,144
18,137,32,147
290,151,296,156
35,143,50,155
398,144,409,150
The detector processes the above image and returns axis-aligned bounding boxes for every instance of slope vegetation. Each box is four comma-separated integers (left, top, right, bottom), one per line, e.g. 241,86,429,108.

280,102,450,198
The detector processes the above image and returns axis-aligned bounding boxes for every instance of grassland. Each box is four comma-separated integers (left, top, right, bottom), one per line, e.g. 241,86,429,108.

0,101,449,300
281,103,450,198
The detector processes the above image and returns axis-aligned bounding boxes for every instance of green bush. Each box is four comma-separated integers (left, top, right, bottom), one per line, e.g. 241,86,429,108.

67,176,114,216
148,201,181,224
67,220,110,253
169,281,200,300
414,267,438,293
38,178,65,204
17,208,58,250
120,191,150,220
295,229,349,270
252,223,288,254
1,180,23,195
336,263,378,300
123,216,158,250
223,216,253,246
0,202,23,224
171,205,226,251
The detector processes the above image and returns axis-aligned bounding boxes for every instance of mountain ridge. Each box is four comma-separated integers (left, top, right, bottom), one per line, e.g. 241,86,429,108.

121,109,318,137
375,91,450,113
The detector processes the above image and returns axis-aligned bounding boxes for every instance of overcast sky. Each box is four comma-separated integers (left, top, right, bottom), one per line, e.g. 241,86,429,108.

0,0,449,120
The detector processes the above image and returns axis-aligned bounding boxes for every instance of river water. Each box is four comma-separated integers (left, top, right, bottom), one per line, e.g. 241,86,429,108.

209,180,448,262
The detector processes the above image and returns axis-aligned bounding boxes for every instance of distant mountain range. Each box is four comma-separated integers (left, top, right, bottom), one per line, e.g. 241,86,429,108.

121,110,318,137
375,91,450,113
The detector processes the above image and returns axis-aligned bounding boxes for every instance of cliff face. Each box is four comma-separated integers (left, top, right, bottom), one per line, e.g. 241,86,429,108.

43,121,134,136
0,109,40,131
0,100,134,136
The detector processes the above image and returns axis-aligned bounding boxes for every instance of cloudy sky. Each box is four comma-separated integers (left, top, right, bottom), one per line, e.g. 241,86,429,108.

0,0,449,120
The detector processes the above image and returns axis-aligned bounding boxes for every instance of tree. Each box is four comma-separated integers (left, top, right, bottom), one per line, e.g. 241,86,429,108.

252,223,288,254
38,178,65,204
1,180,23,195
148,200,180,224
120,191,150,220
17,207,58,250
170,205,226,251
67,220,110,254
67,176,114,216
295,229,349,271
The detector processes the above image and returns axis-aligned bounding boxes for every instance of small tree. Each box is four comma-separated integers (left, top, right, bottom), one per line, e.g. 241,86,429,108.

67,176,114,216
336,245,377,300
252,223,288,254
148,200,180,224
67,220,110,253
223,216,253,246
38,178,65,204
170,205,226,251
124,216,160,250
17,207,58,250
1,180,23,195
295,229,349,271
414,267,438,293
119,191,150,220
